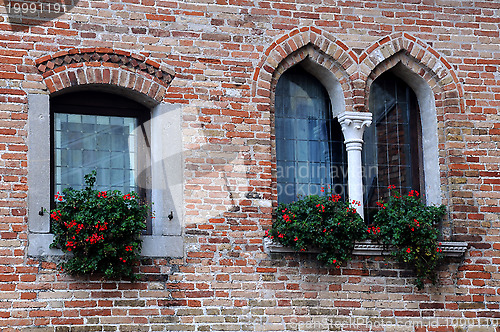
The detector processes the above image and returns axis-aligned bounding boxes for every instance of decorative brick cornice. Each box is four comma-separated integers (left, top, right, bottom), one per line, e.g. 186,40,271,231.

35,48,175,103
36,48,175,85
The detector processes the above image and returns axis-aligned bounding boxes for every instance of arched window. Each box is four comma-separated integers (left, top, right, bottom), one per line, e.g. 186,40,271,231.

51,91,150,197
363,71,423,221
50,90,152,231
275,66,346,204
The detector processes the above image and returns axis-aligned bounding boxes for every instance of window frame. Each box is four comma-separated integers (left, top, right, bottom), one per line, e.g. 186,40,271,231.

363,71,426,221
27,92,184,258
385,64,442,207
274,66,347,204
271,62,442,221
50,91,151,220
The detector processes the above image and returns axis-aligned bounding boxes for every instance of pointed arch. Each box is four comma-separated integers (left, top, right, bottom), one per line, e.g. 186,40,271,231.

270,44,356,116
359,32,464,113
363,51,447,206
265,30,359,207
253,27,358,111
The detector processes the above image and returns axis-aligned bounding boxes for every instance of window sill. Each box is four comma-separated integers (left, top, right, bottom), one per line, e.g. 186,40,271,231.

28,233,184,258
264,238,468,258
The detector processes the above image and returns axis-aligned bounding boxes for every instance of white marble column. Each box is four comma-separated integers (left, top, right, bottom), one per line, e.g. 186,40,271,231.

338,111,372,219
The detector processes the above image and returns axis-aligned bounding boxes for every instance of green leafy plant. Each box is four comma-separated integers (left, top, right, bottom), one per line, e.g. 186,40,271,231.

370,186,446,289
268,193,367,268
267,186,446,289
50,171,149,280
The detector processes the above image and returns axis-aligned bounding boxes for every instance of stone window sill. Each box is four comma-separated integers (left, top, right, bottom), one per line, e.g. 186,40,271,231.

28,233,183,258
264,238,468,258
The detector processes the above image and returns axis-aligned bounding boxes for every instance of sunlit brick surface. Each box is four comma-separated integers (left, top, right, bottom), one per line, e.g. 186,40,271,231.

1,0,499,330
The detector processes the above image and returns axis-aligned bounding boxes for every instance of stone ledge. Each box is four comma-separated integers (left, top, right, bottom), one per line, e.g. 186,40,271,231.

27,233,184,258
264,238,468,257
352,240,468,257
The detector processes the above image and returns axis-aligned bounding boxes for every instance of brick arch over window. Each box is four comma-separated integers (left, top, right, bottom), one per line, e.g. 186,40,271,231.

359,32,464,114
270,44,354,116
253,27,358,112
35,48,175,103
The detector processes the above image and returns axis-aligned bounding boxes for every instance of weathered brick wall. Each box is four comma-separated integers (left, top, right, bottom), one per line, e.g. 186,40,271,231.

1,0,499,331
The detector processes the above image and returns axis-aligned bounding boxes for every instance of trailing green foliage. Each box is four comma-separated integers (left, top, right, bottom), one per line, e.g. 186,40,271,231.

50,171,149,280
370,187,446,290
269,194,367,268
268,187,446,289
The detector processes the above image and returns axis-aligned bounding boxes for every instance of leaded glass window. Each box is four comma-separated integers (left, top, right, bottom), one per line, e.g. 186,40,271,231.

51,91,150,199
363,71,423,221
275,66,346,204
54,113,137,193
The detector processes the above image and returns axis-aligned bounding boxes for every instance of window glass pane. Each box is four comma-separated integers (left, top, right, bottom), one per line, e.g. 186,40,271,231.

363,71,423,222
275,66,347,204
54,113,138,194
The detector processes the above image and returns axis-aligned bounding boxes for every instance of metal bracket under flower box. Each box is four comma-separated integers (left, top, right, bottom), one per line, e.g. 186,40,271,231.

264,238,468,258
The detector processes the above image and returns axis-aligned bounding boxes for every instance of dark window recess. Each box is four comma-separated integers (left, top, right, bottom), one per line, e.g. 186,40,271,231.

50,91,152,233
363,71,424,223
275,65,347,204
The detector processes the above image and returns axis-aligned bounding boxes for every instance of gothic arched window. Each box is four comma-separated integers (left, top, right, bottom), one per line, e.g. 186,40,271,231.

275,66,346,204
363,71,424,221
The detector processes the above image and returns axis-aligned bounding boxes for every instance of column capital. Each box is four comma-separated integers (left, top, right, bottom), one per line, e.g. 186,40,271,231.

337,111,372,219
338,111,372,146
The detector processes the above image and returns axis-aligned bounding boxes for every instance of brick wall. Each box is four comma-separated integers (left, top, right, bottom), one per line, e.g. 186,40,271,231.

1,0,500,331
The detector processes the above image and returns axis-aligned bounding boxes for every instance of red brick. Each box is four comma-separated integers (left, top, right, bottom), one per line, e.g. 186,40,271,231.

29,310,63,317
0,1,499,331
